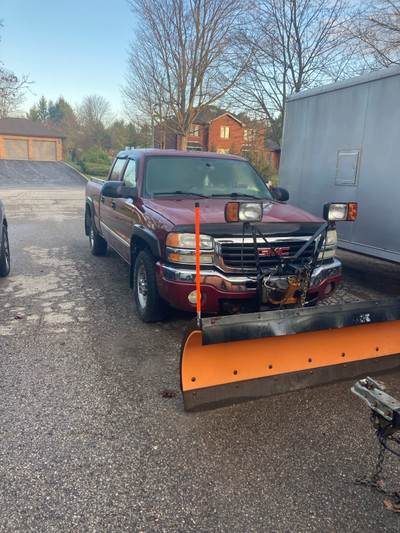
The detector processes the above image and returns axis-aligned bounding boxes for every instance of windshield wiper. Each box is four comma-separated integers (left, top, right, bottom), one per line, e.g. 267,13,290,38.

210,192,261,200
153,190,209,198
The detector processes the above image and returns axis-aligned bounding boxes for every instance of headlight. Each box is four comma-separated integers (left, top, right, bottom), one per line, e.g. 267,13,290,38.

323,202,358,221
325,229,337,247
166,233,214,249
225,202,263,222
318,229,337,260
166,232,215,265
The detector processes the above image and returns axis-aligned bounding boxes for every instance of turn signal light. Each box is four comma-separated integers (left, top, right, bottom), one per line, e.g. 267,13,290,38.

347,202,358,221
225,202,239,222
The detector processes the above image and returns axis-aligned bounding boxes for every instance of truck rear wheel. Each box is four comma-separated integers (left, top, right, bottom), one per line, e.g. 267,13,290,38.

89,216,107,256
134,249,167,322
0,223,10,277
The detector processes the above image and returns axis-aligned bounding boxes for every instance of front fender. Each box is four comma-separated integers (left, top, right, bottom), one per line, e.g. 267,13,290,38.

131,225,161,259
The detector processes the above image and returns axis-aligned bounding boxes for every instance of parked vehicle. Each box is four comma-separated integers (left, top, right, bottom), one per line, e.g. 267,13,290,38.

85,149,348,323
0,199,10,277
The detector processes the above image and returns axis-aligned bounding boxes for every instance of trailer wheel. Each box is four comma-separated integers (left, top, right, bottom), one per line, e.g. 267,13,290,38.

133,249,166,322
0,223,10,276
89,216,107,256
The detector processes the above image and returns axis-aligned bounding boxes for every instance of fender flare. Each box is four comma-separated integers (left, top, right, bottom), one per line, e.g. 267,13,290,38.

130,225,162,289
131,225,161,259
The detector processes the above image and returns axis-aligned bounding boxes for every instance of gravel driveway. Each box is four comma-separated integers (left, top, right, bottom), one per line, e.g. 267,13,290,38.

1,160,400,532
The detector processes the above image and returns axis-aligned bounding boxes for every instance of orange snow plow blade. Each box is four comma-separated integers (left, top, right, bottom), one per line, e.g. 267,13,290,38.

180,298,400,411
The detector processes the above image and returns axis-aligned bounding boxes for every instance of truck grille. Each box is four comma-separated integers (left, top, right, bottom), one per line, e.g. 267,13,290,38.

219,239,315,271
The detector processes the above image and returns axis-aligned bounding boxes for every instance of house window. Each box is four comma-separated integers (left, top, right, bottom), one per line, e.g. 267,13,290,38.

187,141,202,151
189,124,200,137
244,129,257,141
220,126,230,139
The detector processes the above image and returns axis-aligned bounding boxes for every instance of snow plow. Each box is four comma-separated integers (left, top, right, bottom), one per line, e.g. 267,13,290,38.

180,201,400,411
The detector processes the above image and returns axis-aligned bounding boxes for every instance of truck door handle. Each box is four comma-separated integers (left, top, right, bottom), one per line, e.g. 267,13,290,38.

101,196,105,204
111,201,116,210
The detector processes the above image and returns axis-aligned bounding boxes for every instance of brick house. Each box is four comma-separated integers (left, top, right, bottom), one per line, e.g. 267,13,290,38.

264,140,281,169
154,107,280,167
0,118,65,161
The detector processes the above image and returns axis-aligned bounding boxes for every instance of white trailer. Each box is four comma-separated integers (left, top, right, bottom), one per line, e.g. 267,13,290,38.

279,66,400,263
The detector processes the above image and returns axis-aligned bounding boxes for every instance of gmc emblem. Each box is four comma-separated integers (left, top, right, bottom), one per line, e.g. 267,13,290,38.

258,247,290,257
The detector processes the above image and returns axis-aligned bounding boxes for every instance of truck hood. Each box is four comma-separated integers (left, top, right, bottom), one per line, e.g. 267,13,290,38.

144,197,322,225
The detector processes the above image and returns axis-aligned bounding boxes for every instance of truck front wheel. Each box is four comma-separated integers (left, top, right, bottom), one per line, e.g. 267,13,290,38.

133,250,166,322
89,216,107,256
0,223,10,277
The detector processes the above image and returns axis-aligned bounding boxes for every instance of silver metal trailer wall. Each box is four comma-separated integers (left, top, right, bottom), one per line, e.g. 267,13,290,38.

279,66,400,263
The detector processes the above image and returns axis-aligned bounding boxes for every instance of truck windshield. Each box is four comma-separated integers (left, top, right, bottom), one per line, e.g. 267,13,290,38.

144,156,273,200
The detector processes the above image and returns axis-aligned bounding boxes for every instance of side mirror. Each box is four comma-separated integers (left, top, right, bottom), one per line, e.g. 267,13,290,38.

271,187,289,202
101,181,137,199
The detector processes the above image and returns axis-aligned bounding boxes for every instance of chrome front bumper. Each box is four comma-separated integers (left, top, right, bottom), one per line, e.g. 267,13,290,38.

162,258,342,293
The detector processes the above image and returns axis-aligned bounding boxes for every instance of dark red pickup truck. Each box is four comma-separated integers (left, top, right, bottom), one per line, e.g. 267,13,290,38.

85,149,344,322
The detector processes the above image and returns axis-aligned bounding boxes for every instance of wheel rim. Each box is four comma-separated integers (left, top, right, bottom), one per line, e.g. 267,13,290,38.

3,230,9,271
89,224,95,249
137,263,148,308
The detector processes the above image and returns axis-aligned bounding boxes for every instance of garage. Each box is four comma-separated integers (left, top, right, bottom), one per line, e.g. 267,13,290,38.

4,138,29,160
32,140,57,161
0,118,65,161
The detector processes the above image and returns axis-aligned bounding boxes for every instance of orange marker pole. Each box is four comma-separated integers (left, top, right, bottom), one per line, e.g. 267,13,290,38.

195,202,202,328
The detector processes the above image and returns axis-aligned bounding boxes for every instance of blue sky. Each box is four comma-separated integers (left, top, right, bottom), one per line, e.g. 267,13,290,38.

1,0,135,118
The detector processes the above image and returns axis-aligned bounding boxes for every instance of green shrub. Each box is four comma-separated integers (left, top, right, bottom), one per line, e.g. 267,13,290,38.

81,162,110,176
79,146,111,175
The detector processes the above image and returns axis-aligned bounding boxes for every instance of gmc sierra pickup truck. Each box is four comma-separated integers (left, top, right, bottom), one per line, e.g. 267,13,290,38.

85,149,345,322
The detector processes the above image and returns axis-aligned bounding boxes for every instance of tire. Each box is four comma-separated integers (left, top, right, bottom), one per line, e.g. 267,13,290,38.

89,216,107,256
133,249,167,322
0,223,10,277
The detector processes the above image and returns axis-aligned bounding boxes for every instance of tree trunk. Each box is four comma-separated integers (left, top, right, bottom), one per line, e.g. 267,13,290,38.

179,135,187,151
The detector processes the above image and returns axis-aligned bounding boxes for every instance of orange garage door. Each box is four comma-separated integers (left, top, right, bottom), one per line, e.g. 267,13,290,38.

4,138,29,159
32,140,57,161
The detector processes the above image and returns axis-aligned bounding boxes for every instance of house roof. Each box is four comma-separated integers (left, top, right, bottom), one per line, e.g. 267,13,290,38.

0,118,66,139
264,140,281,152
194,107,245,127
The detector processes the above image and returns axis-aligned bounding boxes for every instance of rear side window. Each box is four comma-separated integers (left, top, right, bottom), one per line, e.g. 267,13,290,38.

109,158,126,181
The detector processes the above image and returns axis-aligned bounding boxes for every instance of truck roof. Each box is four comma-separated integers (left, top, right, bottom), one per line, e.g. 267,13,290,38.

115,148,247,161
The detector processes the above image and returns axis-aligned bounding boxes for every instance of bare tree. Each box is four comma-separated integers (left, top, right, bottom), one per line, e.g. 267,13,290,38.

234,0,356,145
123,0,248,149
350,0,400,68
76,95,114,150
0,19,33,117
77,95,113,129
0,69,32,118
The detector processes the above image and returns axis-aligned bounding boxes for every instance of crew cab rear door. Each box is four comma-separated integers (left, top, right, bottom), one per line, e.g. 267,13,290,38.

112,157,142,263
99,157,127,251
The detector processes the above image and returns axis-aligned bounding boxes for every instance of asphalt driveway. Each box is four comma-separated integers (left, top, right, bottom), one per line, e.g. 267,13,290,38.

0,161,400,532
0,160,87,190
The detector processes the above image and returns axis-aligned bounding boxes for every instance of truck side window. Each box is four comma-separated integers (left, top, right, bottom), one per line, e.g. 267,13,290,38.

109,158,126,181
123,159,137,187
